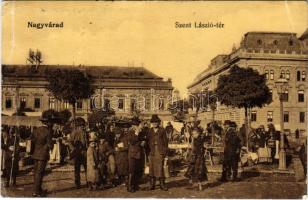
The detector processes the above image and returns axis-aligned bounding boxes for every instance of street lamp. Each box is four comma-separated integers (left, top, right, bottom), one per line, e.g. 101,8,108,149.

274,75,289,171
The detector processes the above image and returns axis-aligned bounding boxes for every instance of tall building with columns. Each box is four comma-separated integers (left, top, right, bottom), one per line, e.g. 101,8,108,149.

2,65,173,120
188,29,308,134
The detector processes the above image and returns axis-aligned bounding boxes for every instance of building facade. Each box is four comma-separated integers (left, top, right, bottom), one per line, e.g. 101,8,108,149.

2,65,173,120
188,30,308,134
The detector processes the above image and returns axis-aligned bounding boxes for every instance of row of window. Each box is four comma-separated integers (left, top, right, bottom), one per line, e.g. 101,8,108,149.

251,111,306,123
91,98,165,111
265,70,306,81
5,97,41,110
268,89,305,103
256,39,294,46
4,96,167,111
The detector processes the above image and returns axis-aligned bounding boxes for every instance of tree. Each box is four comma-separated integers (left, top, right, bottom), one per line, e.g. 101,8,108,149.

46,69,95,125
204,90,218,145
215,65,272,147
58,109,72,126
27,49,43,71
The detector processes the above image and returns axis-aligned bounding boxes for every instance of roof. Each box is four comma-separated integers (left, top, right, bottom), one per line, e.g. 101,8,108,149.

244,31,297,36
241,31,301,51
299,28,308,40
2,64,162,80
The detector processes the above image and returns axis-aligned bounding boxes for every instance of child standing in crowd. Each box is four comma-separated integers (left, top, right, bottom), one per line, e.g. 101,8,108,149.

97,137,114,189
185,128,208,191
87,132,99,191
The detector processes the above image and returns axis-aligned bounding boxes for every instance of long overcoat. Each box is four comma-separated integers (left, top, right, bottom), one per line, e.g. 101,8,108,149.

147,127,168,178
31,126,53,161
87,143,99,183
114,131,130,176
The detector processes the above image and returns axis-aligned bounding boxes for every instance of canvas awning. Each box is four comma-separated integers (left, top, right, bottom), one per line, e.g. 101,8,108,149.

1,116,43,127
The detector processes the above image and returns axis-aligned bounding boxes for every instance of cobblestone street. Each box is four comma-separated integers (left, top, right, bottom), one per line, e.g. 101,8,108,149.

1,166,306,199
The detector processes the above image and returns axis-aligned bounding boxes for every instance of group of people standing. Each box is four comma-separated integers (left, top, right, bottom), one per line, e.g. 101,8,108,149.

1,115,244,196
68,114,169,193
5,113,304,197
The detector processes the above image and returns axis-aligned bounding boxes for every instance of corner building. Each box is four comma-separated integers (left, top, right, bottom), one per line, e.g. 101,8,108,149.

188,29,308,135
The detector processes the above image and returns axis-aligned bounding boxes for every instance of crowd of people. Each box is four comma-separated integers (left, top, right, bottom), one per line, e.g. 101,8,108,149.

1,114,306,197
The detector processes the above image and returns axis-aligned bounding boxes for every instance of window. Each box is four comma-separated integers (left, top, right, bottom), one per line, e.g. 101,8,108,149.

77,100,82,110
299,112,305,123
34,97,41,109
284,112,289,123
257,39,262,45
297,71,301,81
90,97,96,110
118,98,124,110
265,70,269,80
273,40,278,45
49,98,55,109
64,101,70,109
269,89,273,101
267,111,273,122
286,70,290,80
283,90,289,102
289,40,294,46
251,111,257,122
20,97,27,109
104,99,110,110
159,98,165,110
302,71,306,81
280,70,285,78
131,99,137,111
137,98,145,110
145,98,151,111
5,97,12,109
298,90,305,102
270,70,274,80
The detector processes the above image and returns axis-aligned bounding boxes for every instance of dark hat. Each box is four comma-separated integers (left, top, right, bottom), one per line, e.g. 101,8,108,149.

131,117,141,126
230,121,237,128
74,117,86,127
223,120,232,126
150,114,161,123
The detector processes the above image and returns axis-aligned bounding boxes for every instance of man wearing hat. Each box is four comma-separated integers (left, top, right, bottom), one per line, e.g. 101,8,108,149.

69,120,88,189
146,115,168,191
30,116,54,197
218,120,241,182
127,117,146,192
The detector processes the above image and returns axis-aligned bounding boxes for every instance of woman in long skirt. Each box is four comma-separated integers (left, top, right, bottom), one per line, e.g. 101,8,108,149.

87,132,99,191
184,128,208,191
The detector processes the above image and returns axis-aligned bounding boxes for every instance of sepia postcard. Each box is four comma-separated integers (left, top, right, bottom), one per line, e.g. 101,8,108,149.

1,1,307,199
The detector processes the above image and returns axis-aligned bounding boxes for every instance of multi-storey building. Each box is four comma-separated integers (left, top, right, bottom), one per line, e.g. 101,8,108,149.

188,29,308,134
2,65,173,120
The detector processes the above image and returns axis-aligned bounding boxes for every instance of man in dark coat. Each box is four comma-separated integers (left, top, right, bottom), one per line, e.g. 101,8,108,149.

114,127,129,186
30,118,53,197
218,120,242,182
2,127,20,187
69,121,88,189
127,117,146,192
165,122,174,141
147,115,168,191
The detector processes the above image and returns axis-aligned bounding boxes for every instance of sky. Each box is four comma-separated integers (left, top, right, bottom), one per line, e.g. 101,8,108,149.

2,1,307,97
